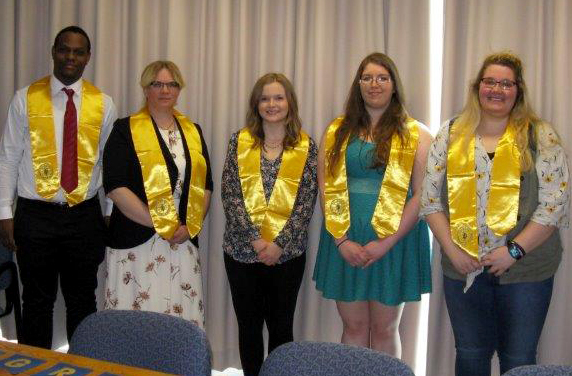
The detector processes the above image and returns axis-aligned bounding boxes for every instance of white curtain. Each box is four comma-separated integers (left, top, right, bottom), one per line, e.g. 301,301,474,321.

427,0,572,375
0,0,431,371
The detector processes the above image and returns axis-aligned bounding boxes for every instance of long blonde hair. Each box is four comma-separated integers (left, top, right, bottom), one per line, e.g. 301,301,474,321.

453,52,548,171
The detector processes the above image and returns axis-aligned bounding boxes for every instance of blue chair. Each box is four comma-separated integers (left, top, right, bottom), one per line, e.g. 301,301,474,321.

0,243,22,341
69,310,211,375
502,365,572,375
259,341,415,376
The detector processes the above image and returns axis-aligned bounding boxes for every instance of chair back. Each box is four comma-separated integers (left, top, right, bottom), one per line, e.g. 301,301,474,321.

69,310,211,376
502,365,572,375
0,243,14,290
0,243,22,342
259,341,415,376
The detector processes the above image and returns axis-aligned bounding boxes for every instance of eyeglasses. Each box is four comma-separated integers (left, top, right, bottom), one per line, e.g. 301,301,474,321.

480,77,517,90
359,75,391,85
149,81,180,90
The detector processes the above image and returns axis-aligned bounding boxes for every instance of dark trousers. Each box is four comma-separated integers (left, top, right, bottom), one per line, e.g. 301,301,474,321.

224,252,306,376
14,196,106,349
443,273,554,376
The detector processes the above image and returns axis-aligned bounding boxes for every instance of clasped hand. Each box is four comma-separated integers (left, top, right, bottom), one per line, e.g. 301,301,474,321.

481,245,516,277
166,223,191,246
338,238,392,268
448,245,516,277
252,238,283,266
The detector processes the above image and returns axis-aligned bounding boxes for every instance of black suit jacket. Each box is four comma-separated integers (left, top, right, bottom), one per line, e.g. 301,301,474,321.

103,116,213,249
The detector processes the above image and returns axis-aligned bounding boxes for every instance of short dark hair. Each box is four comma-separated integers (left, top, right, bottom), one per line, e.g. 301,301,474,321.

53,26,91,53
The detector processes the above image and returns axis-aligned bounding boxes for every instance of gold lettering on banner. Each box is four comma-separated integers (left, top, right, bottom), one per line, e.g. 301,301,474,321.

49,368,77,375
6,358,32,367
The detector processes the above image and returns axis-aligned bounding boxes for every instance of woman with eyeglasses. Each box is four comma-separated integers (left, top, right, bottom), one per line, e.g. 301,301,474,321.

222,73,317,376
102,61,212,327
313,52,432,357
421,52,570,375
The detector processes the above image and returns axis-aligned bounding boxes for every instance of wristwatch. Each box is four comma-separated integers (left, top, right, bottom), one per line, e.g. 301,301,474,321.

507,240,526,260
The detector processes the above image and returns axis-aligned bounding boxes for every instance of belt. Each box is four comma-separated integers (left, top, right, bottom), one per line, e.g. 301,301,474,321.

17,195,99,210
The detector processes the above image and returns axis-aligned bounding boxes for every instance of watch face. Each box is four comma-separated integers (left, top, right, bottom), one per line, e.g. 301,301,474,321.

508,244,522,260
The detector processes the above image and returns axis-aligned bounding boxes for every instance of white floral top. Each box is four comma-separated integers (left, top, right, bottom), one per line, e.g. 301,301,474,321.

158,127,186,199
420,120,570,289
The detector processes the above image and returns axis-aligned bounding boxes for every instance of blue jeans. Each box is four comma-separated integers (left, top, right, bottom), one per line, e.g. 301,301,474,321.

443,273,554,376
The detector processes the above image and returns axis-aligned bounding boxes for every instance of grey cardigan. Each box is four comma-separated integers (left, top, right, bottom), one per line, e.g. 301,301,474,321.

440,149,563,283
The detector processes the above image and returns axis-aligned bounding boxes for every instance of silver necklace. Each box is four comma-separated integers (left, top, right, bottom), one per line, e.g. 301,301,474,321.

264,139,282,149
158,118,175,131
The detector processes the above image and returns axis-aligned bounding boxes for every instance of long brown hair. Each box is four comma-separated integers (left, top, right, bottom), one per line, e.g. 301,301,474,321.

245,73,302,150
328,52,409,175
453,51,545,171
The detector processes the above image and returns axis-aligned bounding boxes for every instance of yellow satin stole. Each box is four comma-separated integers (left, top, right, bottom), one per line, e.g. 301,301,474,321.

324,117,419,238
130,108,207,239
27,76,104,205
447,121,521,257
237,128,310,242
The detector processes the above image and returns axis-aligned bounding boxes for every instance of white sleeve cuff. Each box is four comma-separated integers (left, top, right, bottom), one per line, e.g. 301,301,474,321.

104,198,113,216
0,206,14,220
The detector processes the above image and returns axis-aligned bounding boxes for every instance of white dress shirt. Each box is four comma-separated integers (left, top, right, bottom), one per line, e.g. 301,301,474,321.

0,75,117,219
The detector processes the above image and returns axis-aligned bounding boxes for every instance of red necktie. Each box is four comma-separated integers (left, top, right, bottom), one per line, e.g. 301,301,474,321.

61,88,78,193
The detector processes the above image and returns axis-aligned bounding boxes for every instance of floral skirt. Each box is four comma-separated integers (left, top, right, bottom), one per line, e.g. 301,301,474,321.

104,233,204,328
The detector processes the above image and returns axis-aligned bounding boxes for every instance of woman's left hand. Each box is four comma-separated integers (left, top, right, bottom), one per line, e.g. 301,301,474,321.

481,246,517,277
362,238,392,268
169,224,191,245
258,242,283,266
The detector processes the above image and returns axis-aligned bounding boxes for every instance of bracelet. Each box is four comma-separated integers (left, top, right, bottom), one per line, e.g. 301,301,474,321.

336,238,349,248
506,239,526,260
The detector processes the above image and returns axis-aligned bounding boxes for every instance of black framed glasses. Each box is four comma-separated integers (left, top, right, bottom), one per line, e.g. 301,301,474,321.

149,81,180,90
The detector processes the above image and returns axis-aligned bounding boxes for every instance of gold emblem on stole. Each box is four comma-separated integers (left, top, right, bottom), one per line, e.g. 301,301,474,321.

154,198,171,216
452,222,474,248
38,163,54,179
329,199,343,216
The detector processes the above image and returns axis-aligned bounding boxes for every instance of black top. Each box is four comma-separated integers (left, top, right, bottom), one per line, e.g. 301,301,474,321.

103,116,213,249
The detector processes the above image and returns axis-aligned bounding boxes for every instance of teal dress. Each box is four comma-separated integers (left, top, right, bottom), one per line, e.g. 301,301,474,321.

313,138,432,305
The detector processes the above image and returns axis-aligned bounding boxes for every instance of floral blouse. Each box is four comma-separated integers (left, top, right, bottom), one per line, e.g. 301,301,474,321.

420,120,570,288
221,131,318,264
